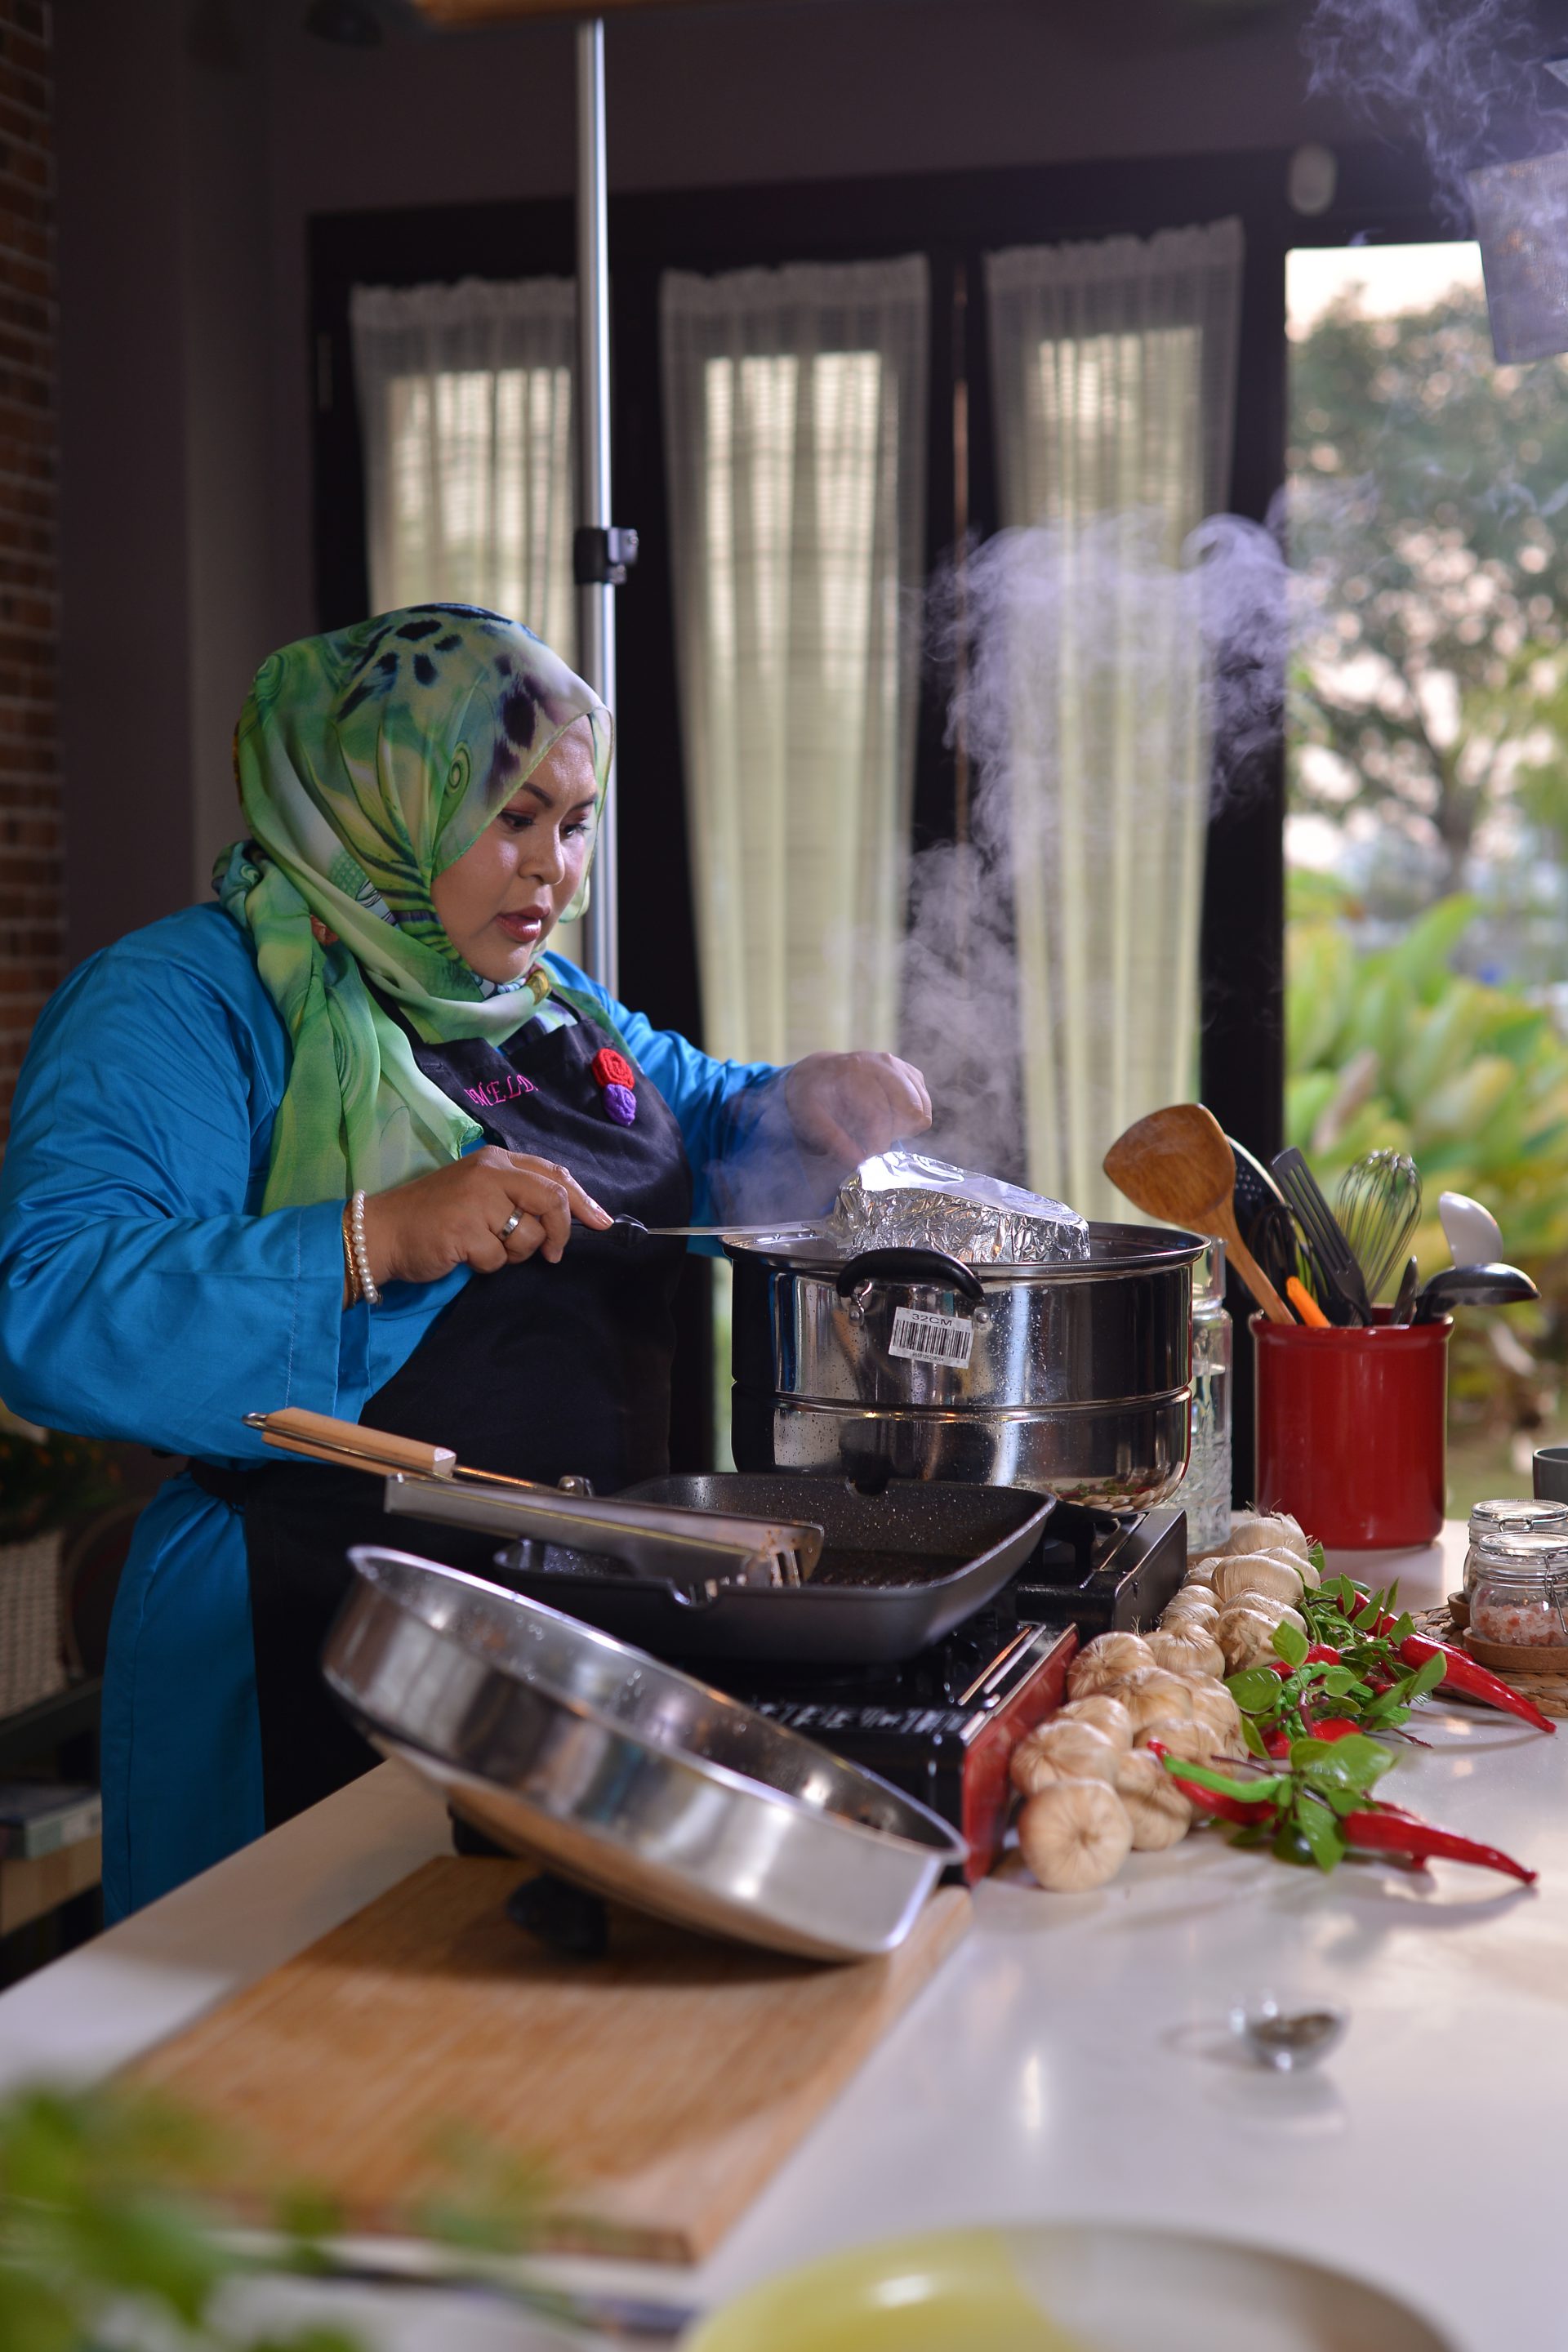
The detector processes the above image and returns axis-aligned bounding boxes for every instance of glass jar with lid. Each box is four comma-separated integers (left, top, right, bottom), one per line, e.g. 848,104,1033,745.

1466,1527,1568,1650
1464,1498,1568,1598
1182,1241,1232,1557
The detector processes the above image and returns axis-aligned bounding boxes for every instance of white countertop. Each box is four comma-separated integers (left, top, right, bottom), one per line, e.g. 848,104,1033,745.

2,1525,1552,2350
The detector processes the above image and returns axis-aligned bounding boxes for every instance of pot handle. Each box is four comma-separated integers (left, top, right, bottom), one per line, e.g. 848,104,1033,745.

835,1247,985,1304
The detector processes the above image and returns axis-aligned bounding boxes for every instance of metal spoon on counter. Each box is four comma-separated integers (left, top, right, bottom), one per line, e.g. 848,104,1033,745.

1103,1103,1294,1322
1231,1996,1348,2074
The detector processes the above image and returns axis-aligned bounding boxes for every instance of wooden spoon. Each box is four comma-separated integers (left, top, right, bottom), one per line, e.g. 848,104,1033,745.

1102,1103,1294,1324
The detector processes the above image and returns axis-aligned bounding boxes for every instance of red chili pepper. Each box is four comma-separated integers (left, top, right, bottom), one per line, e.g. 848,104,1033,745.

1173,1776,1276,1826
1147,1747,1277,1827
1263,1727,1292,1758
1307,1716,1362,1742
1305,1646,1342,1665
1341,1807,1537,1885
1368,1616,1557,1735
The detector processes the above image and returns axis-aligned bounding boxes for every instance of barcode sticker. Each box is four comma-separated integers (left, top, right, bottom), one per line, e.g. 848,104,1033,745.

888,1307,974,1368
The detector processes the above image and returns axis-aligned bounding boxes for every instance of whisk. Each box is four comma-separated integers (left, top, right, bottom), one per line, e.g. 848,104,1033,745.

1334,1151,1423,1303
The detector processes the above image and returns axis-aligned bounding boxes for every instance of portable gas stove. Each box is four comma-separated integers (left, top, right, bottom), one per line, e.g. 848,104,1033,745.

713,1503,1186,1886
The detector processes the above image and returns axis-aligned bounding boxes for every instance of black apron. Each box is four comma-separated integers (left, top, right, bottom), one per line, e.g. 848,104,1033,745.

198,1008,692,1829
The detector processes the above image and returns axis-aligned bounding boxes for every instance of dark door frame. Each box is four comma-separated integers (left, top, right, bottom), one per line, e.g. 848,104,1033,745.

309,135,1446,1481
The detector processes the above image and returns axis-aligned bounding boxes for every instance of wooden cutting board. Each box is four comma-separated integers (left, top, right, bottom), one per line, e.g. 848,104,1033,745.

129,1856,970,2264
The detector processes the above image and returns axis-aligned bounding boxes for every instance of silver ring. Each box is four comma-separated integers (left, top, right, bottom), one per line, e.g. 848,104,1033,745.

497,1210,523,1241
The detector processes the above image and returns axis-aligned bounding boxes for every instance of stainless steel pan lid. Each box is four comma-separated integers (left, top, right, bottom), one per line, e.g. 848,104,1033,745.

323,1548,967,1961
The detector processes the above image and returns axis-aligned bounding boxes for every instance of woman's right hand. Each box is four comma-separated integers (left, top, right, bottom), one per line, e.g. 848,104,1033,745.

358,1148,613,1289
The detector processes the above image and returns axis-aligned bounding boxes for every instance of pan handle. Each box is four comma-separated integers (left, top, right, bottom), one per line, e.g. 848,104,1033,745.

245,1407,457,1480
835,1248,985,1304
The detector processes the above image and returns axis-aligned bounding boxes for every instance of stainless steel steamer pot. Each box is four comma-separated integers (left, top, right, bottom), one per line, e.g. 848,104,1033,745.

728,1223,1206,1510
324,1547,966,1960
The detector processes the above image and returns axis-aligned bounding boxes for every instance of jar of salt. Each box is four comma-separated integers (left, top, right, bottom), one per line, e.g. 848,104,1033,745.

1466,1527,1568,1651
1463,1498,1568,1599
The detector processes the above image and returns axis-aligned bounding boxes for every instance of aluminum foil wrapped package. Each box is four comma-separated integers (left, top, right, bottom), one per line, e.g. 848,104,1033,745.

831,1150,1090,1266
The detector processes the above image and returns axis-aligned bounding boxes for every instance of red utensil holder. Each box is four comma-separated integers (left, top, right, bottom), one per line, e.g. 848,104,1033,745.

1252,1313,1450,1551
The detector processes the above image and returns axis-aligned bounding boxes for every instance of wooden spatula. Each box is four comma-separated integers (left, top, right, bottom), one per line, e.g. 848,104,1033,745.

1103,1103,1294,1325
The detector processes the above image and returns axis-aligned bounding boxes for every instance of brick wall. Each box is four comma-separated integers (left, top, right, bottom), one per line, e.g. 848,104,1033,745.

0,0,54,1143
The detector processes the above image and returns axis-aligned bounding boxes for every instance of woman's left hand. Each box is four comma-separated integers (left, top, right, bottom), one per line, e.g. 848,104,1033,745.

783,1052,932,1165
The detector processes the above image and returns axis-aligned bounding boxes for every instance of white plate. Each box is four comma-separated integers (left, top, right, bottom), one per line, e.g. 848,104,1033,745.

687,2221,1453,2352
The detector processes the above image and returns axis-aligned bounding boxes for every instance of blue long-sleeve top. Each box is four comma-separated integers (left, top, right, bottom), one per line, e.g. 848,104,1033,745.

0,903,781,1918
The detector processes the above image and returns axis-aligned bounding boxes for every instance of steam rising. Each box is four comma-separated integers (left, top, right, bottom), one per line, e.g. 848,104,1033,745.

706,507,1291,1220
708,11,1568,1236
898,509,1290,1197
886,5,1568,1196
1304,0,1552,226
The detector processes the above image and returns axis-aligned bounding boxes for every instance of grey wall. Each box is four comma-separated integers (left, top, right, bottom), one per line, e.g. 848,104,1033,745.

59,0,1348,961
57,0,278,963
181,3,277,905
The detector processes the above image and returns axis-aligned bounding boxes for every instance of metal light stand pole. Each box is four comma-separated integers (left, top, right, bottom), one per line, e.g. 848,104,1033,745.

574,14,635,999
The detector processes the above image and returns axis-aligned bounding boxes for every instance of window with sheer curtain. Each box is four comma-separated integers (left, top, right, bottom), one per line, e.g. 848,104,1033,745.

661,257,929,1067
983,221,1243,1219
350,275,581,959
350,277,577,662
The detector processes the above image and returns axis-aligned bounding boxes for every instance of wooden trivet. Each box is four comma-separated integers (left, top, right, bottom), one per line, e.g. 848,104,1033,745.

1417,1605,1568,1718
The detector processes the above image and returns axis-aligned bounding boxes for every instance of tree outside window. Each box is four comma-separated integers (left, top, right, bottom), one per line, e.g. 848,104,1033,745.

1287,243,1568,1506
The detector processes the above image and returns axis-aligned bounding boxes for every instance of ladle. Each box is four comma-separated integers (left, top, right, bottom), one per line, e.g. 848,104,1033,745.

1103,1104,1293,1324
1413,1263,1539,1323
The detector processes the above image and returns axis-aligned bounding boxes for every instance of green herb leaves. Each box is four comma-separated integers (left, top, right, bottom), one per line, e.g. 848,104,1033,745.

1272,1619,1310,1672
1171,1571,1441,1875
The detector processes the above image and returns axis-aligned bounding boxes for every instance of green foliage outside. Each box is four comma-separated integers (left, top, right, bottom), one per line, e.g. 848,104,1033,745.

1287,871,1568,1489
1290,278,1568,910
1287,876,1568,1258
1287,264,1568,1499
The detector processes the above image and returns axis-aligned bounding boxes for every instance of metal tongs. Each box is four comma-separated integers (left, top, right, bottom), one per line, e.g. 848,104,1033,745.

244,1408,824,1593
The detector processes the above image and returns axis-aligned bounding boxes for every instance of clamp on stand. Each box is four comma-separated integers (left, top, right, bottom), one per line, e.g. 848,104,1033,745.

573,525,639,587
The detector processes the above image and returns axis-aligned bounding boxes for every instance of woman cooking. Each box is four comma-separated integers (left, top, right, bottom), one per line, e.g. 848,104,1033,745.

0,608,930,1919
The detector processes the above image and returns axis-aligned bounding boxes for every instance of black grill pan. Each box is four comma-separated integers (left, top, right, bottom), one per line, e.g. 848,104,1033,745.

489,1473,1056,1666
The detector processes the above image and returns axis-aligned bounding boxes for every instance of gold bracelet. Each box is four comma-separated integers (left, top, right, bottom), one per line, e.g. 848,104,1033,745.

341,1203,363,1307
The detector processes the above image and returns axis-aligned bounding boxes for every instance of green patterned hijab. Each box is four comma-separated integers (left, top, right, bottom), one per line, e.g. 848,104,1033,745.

216,606,611,1213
